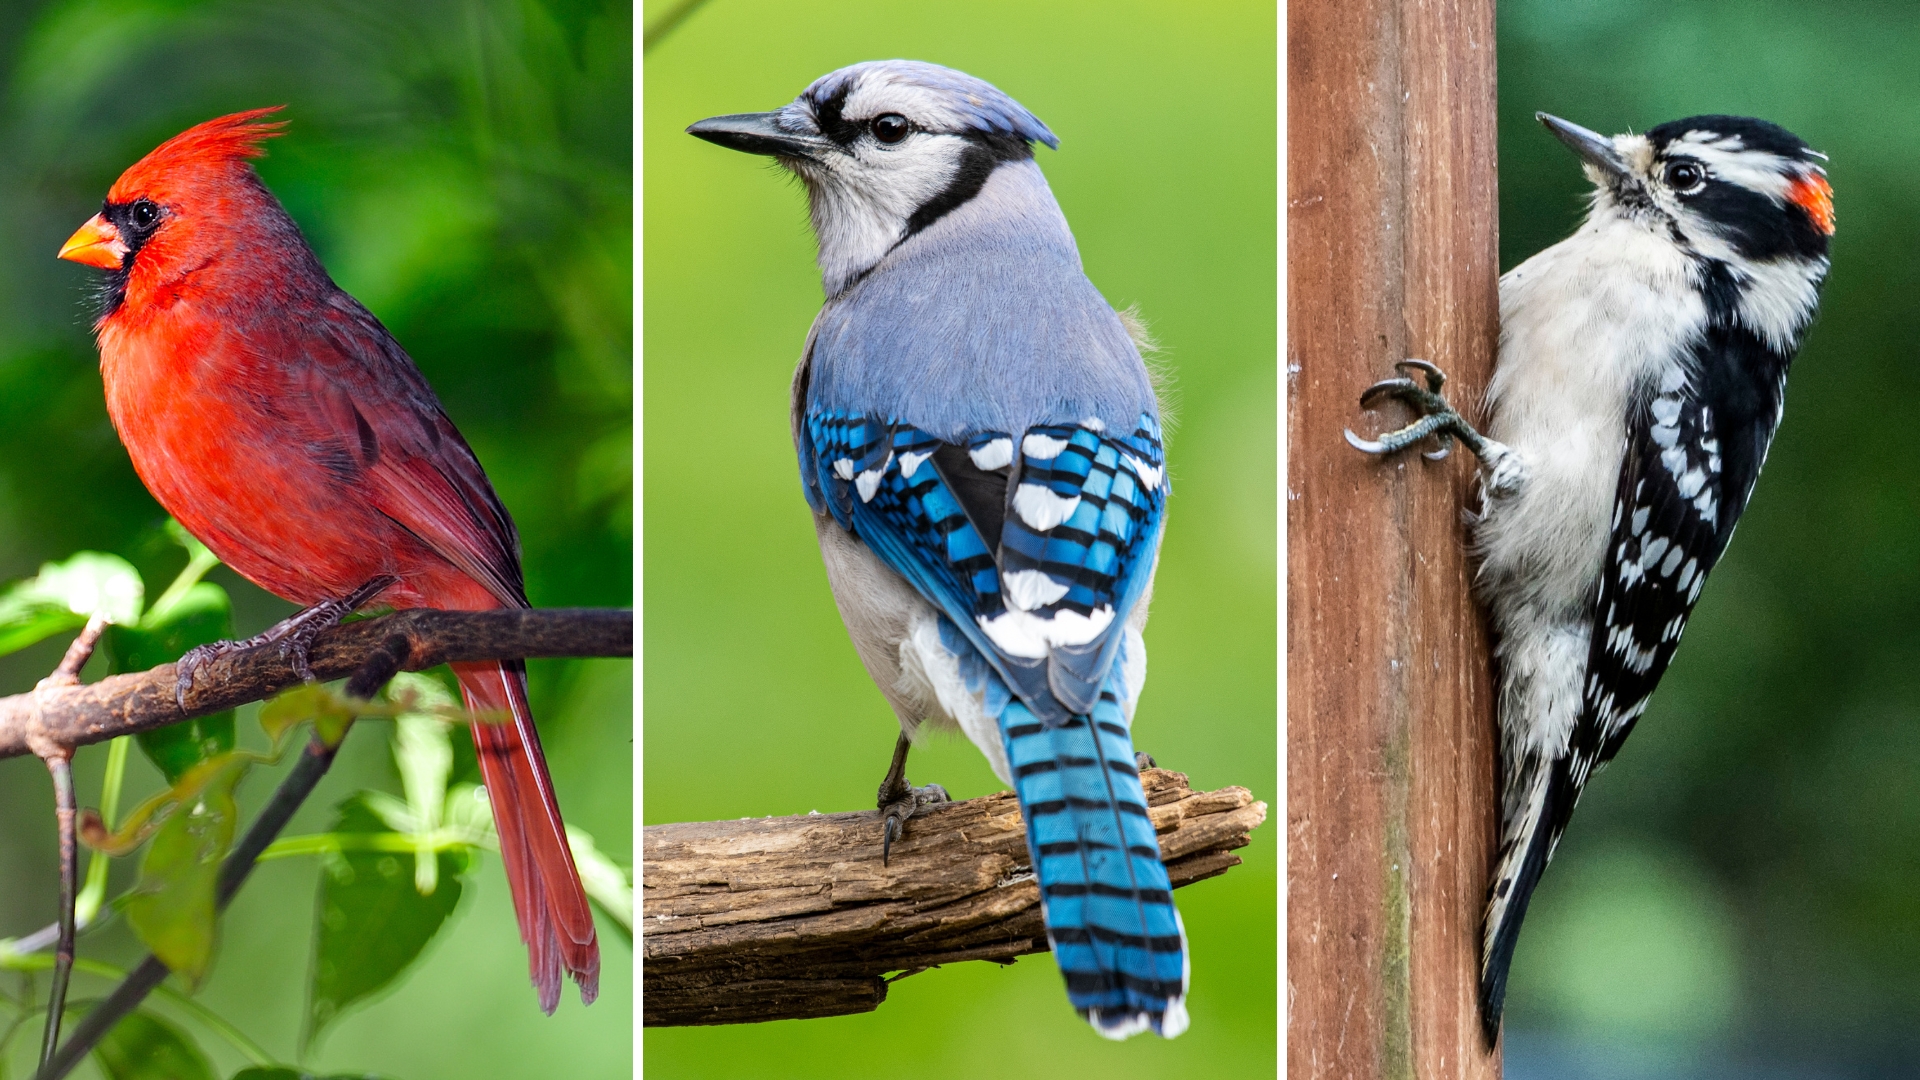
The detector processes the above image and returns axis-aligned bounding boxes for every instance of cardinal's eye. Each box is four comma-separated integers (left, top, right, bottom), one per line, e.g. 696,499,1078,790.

871,114,910,145
1665,160,1706,193
129,199,161,230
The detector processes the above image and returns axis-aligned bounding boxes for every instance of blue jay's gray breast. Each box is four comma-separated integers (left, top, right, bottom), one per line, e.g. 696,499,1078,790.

806,169,1156,442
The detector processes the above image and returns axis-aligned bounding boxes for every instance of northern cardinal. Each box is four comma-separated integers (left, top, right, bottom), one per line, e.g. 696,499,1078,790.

58,108,598,1011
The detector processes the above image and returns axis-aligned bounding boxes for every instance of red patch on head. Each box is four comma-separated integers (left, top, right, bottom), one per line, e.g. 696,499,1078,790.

108,107,288,202
1788,172,1835,236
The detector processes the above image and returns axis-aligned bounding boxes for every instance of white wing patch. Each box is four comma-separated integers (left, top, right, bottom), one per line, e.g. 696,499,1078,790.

1012,482,1081,531
969,437,1013,471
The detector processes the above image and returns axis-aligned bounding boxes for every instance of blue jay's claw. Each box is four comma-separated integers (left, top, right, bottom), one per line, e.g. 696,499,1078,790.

877,732,949,866
1348,360,1492,461
1135,751,1158,770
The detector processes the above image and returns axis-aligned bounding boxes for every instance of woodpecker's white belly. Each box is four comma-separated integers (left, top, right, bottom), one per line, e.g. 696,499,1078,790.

1476,214,1705,754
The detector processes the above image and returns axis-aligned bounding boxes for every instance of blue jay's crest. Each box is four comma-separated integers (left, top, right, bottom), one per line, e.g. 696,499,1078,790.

794,60,1058,150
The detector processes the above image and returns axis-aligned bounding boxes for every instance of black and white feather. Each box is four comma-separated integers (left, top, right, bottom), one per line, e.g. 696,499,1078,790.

1471,114,1832,1038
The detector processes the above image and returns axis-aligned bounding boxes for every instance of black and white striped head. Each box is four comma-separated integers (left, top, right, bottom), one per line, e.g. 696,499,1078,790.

1540,113,1834,349
689,60,1058,296
1542,113,1834,262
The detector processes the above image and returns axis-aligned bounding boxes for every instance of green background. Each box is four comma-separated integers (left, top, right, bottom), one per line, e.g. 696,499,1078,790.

0,1,632,1077
1499,1,1920,1074
642,1,1277,1077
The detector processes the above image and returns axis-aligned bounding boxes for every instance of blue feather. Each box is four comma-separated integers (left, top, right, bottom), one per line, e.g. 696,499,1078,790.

804,408,1186,1036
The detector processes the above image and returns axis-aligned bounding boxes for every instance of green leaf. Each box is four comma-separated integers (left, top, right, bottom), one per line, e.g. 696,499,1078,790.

124,753,249,984
260,683,370,749
0,551,144,656
303,795,467,1055
91,1008,216,1080
390,673,456,893
567,826,632,942
111,581,236,782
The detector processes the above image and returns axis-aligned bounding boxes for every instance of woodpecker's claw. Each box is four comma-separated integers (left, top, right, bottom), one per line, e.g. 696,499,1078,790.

1346,360,1492,461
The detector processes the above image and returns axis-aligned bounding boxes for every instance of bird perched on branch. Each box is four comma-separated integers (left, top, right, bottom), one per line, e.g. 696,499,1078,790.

1348,112,1833,1040
688,61,1186,1038
57,109,597,1012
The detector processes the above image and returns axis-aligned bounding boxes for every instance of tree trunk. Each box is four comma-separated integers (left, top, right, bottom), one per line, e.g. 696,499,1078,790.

1287,0,1502,1074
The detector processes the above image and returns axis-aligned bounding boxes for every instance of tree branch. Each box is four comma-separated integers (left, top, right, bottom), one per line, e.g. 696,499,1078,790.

40,630,471,1080
0,608,632,759
642,767,1267,1027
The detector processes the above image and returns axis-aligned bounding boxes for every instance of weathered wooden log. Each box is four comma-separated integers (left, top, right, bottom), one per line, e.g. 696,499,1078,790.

642,767,1267,1027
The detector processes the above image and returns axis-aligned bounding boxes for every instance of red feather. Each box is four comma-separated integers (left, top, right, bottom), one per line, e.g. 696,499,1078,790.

73,110,599,1010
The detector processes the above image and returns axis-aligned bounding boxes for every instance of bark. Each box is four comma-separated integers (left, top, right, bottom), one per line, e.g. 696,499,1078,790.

0,607,632,759
642,767,1267,1027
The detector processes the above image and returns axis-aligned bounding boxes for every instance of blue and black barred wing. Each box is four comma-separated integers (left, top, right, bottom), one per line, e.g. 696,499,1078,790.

805,410,1184,1037
804,411,1167,726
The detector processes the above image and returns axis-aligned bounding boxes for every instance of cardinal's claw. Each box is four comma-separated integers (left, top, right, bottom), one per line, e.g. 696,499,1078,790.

171,574,397,712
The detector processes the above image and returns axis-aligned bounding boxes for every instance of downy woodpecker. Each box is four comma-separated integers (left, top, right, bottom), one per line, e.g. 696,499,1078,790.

1346,112,1834,1040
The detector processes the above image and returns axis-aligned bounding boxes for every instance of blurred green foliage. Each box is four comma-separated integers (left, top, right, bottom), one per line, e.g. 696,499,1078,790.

644,0,1274,1076
0,0,631,1077
1499,0,1920,1069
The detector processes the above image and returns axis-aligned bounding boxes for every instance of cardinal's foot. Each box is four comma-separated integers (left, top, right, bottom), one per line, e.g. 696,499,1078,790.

173,575,397,711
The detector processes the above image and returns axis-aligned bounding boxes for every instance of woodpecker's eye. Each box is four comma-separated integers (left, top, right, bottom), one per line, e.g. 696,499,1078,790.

871,114,910,144
1664,160,1706,193
129,199,161,231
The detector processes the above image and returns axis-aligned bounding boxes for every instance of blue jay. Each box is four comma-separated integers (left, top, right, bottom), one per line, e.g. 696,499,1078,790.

689,60,1187,1039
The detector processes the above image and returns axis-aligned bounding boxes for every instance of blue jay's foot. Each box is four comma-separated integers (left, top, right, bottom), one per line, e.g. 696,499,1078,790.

1135,751,1158,770
877,732,950,867
174,575,398,711
1345,361,1525,497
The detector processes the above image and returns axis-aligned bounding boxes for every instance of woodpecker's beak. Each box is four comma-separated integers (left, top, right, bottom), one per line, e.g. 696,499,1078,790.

1537,113,1631,180
688,112,830,161
58,213,127,270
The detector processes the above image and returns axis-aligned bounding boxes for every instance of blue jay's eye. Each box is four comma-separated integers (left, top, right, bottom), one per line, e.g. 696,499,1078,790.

871,114,910,144
1664,160,1706,193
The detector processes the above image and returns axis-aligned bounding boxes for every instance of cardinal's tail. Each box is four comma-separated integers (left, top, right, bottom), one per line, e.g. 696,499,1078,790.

453,659,599,1012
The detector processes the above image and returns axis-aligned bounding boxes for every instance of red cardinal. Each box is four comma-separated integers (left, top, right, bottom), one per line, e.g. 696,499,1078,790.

58,108,598,1011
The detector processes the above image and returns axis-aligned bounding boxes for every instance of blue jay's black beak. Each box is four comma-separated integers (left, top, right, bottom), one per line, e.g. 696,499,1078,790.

687,112,828,160
1537,113,1630,180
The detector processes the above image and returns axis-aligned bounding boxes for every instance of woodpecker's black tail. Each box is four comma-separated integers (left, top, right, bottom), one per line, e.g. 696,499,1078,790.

1479,755,1577,1043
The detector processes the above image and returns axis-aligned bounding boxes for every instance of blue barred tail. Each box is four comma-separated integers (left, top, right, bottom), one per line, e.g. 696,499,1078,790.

1000,683,1189,1039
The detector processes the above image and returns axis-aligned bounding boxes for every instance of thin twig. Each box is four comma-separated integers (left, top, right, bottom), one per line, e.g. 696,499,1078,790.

29,615,106,1073
642,0,711,52
37,637,415,1080
36,754,76,1075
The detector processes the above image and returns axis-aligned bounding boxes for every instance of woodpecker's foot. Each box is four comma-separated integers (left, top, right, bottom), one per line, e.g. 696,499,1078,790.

876,731,949,867
173,575,398,711
1345,360,1499,463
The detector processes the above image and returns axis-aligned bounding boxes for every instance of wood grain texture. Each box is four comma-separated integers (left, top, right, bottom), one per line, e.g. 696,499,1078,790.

642,768,1267,1027
1287,0,1501,1075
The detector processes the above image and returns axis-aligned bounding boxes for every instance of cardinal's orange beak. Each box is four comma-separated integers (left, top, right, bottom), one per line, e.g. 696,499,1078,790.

58,214,127,270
